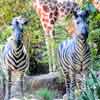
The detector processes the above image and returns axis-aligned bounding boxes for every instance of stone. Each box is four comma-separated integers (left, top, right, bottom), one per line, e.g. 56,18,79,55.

10,97,20,100
24,72,60,91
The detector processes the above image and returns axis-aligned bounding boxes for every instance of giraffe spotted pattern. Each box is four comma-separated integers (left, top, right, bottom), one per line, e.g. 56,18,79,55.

33,0,80,37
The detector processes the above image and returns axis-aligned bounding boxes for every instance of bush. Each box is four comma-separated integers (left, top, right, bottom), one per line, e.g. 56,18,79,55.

35,88,56,100
79,69,100,100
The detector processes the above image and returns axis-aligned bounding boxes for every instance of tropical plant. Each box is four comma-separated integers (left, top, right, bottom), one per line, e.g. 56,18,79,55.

79,68,100,100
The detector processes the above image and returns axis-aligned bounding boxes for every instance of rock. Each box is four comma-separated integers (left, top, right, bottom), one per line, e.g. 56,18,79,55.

10,97,20,100
24,72,60,91
10,97,38,100
3,72,65,99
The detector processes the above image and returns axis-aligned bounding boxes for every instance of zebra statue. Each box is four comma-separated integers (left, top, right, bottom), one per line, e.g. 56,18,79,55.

3,16,29,100
58,10,91,100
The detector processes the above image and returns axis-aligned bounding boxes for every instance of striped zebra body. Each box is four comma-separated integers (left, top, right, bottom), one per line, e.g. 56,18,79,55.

3,16,28,100
58,10,91,100
58,34,91,100
5,43,28,72
58,35,90,73
4,38,28,100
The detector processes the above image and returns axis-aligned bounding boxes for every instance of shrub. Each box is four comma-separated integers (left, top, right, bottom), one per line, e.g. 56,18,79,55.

35,88,56,100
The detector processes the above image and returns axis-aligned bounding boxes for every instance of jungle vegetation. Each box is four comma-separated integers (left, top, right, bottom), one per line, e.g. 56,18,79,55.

0,0,100,71
0,0,100,99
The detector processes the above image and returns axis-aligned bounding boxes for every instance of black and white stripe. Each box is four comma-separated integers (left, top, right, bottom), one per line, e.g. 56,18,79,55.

58,34,91,99
4,40,29,100
5,43,28,71
57,10,91,99
3,16,29,100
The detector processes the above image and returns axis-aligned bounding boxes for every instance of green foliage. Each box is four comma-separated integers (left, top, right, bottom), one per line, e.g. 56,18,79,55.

82,1,100,57
35,88,56,100
82,1,96,12
88,12,100,56
0,26,12,43
79,69,100,100
92,56,100,71
0,1,100,99
0,0,46,64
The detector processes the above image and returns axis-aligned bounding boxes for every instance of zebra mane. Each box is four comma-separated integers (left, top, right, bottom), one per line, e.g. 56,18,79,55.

6,35,23,52
7,35,15,41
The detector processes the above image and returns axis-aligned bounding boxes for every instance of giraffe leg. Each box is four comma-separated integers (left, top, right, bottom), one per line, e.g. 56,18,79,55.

51,37,56,72
45,37,52,72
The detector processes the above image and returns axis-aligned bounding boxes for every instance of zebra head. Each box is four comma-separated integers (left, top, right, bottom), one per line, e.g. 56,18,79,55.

11,16,28,46
73,10,89,36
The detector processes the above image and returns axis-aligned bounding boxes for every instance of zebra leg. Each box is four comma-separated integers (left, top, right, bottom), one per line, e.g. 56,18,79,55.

76,72,85,95
76,73,82,94
69,70,76,100
8,70,11,100
81,70,89,91
4,70,9,100
3,77,6,100
20,72,24,97
65,72,71,100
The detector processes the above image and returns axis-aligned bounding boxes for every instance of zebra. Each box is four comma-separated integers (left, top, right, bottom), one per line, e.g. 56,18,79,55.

3,16,29,100
57,10,91,100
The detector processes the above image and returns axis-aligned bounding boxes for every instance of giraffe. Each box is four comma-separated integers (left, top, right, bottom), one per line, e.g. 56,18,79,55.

33,0,80,72
33,0,80,37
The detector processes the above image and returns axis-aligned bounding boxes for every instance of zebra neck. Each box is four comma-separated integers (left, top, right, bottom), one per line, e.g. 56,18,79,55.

76,33,88,43
13,43,23,55
13,28,23,36
82,32,88,40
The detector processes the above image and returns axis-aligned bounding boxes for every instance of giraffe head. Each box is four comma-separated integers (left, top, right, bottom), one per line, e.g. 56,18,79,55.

11,16,28,45
73,10,89,36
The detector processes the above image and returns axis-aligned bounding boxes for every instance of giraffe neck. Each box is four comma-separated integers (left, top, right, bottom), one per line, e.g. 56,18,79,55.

34,0,80,36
